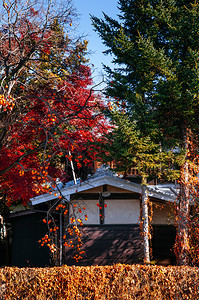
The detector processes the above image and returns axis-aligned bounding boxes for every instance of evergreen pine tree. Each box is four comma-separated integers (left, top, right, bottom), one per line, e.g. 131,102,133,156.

92,0,199,265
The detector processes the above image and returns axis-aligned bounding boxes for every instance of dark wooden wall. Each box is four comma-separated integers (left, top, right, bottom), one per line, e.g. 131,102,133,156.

6,214,176,267
8,212,50,267
64,225,176,266
64,225,144,266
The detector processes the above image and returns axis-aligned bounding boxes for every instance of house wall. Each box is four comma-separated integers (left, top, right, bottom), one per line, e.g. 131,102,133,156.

70,196,174,226
81,185,133,194
63,224,176,266
9,212,50,267
67,193,176,265
69,197,140,225
69,199,99,224
104,199,140,224
64,225,143,266
81,187,103,193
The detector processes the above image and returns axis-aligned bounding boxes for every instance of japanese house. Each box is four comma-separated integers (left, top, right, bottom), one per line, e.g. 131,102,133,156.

5,166,179,267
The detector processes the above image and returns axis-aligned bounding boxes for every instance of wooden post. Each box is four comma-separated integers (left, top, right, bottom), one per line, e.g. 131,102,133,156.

99,185,106,224
142,177,150,263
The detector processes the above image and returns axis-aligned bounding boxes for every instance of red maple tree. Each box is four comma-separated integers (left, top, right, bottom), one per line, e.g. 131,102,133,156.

0,0,106,206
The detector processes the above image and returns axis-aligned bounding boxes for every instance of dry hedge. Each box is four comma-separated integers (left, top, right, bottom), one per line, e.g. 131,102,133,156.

0,264,198,299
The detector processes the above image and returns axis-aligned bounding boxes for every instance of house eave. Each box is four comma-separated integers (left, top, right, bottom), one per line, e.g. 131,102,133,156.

30,175,178,206
31,175,142,205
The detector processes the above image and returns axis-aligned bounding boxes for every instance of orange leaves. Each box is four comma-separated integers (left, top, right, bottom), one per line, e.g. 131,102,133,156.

77,218,83,225
0,265,199,299
19,169,24,176
56,203,66,210
70,217,75,223
0,94,15,111
68,155,72,162
39,234,51,247
77,162,82,169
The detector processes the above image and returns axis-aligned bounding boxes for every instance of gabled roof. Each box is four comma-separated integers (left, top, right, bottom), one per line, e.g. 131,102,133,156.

31,167,178,206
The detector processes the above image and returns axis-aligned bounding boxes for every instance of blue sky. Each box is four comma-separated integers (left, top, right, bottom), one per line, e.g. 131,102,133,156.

72,0,119,86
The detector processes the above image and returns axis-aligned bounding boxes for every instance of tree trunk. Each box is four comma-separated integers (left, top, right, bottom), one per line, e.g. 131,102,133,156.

177,123,190,265
142,177,150,263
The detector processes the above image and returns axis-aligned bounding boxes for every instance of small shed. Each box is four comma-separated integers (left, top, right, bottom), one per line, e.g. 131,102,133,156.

8,167,177,267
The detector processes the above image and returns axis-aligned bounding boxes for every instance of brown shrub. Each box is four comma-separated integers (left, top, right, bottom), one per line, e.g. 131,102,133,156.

0,264,198,299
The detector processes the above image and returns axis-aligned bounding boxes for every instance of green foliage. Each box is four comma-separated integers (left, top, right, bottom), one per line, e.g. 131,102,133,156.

92,0,199,140
95,108,181,182
92,0,199,179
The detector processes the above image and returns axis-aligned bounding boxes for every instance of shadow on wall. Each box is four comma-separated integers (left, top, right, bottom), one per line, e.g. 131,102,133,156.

64,225,144,266
64,225,176,266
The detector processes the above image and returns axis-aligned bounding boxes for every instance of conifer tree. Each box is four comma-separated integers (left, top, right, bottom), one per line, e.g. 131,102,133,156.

92,0,199,265
95,107,179,263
